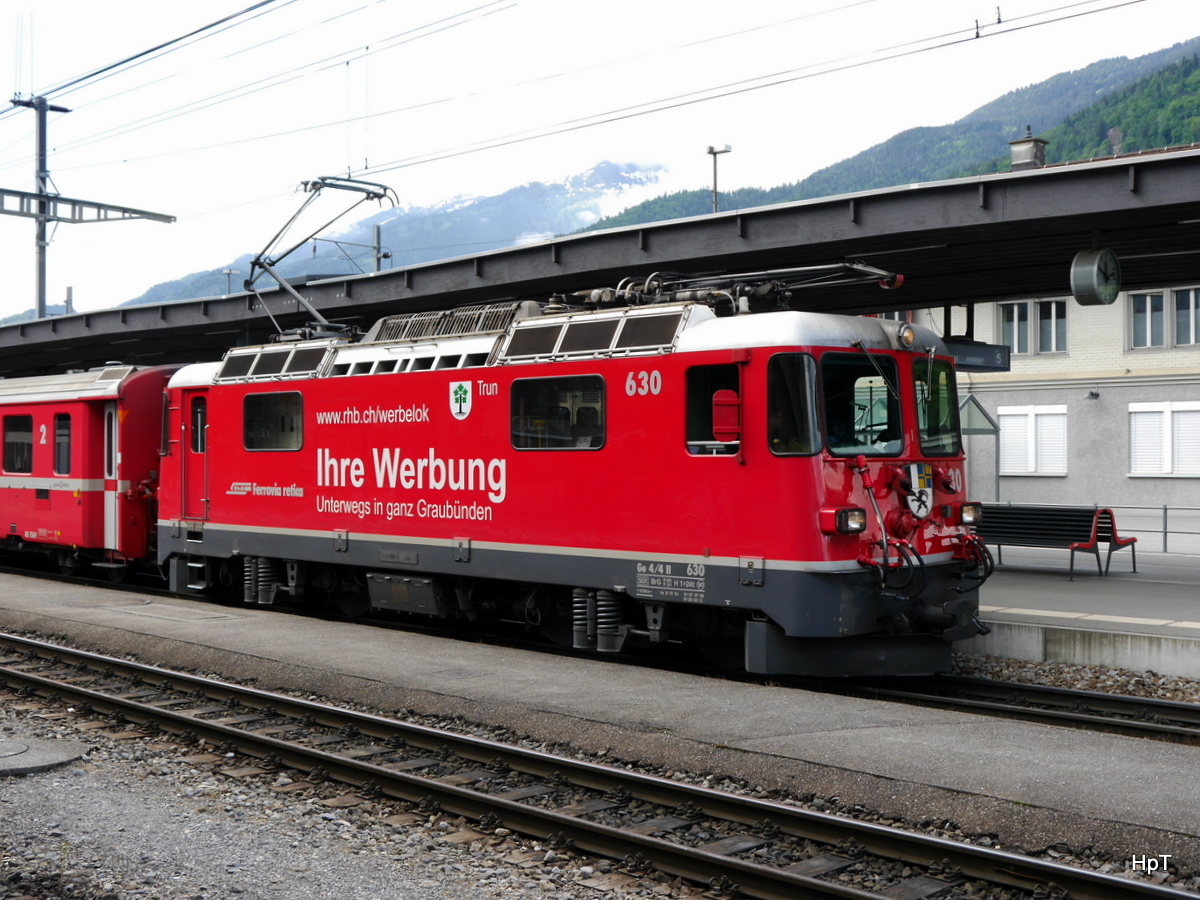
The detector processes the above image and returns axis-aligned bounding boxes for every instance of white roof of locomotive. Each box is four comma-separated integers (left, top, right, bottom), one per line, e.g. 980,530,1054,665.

676,307,949,356
167,301,948,389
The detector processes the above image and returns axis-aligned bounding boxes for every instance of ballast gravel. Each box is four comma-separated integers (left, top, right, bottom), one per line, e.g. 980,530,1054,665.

3,650,1200,898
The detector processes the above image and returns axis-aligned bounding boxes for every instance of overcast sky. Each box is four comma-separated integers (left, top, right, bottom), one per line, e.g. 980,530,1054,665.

2,0,1200,319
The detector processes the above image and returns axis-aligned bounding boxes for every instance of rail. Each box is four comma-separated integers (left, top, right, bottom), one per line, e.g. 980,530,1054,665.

2,632,1191,900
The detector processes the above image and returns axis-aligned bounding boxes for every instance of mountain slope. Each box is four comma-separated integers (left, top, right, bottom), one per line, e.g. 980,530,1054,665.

116,161,663,308
582,37,1200,230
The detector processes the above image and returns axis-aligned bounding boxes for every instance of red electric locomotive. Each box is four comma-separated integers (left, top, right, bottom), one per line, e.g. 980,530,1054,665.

0,364,177,576
155,265,991,676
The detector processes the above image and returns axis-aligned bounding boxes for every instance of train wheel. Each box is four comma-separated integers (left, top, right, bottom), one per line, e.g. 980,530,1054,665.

690,608,747,671
57,553,80,576
526,588,573,647
334,588,370,618
106,566,128,584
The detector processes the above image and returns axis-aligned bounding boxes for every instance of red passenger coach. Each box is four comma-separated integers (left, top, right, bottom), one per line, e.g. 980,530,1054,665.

157,266,993,677
0,364,177,576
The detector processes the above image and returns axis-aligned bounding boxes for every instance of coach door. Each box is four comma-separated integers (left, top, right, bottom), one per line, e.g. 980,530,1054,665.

181,391,209,519
103,402,120,549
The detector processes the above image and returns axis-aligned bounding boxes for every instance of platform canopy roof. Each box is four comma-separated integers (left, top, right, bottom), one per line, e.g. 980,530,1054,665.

4,144,1200,378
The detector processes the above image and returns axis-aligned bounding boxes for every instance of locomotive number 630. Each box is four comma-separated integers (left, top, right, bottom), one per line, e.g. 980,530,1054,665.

625,370,662,396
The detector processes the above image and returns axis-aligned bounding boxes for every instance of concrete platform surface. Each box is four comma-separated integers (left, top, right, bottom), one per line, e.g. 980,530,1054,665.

966,546,1200,678
0,571,1197,865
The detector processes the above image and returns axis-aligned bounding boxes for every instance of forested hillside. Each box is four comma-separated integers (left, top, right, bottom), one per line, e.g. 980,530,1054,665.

583,38,1200,231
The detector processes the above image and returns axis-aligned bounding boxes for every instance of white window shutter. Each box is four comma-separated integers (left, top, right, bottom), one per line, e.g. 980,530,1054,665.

1036,413,1067,474
999,414,1029,474
1130,410,1165,474
1173,409,1200,474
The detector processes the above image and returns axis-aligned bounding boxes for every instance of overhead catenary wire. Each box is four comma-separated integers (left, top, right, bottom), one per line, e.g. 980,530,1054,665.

0,0,514,173
5,0,1145,191
356,0,1152,179
0,0,1161,286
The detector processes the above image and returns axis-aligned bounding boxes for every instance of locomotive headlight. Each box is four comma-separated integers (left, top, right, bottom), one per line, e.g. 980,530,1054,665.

959,502,983,526
821,507,868,535
897,324,917,348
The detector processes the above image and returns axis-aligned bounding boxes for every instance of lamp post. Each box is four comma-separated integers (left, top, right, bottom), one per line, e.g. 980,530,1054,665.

707,144,731,213
223,268,241,294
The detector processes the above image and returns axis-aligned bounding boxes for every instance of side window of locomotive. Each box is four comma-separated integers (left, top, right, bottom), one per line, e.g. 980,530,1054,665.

54,414,71,475
914,358,961,456
820,353,903,457
511,375,604,450
244,392,303,451
190,398,207,454
3,415,33,473
767,355,819,455
685,364,739,455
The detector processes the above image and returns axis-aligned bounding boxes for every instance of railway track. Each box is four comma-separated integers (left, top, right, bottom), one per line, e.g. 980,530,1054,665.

802,675,1200,744
4,559,1199,747
0,632,1192,900
9,558,1198,745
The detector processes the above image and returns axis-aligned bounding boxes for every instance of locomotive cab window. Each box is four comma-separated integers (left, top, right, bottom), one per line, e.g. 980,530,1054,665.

244,392,303,451
914,358,961,456
511,375,604,449
686,364,740,455
821,353,902,456
767,355,819,455
3,415,33,473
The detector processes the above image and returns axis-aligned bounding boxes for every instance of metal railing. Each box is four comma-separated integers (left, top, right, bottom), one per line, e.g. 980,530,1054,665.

1104,504,1200,554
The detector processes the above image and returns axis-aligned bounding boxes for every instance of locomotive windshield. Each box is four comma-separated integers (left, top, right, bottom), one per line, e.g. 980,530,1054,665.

915,357,961,456
820,353,902,456
767,354,819,455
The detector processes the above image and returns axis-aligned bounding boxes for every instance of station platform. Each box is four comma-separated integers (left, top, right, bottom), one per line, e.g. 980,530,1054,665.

963,545,1200,679
0,569,1197,870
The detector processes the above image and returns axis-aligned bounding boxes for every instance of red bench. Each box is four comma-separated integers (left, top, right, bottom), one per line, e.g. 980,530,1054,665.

974,505,1138,580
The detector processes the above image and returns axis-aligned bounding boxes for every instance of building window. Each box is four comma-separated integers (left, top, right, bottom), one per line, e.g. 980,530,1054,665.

1129,401,1200,475
1129,288,1200,349
1000,300,1066,355
1000,302,1029,354
998,405,1066,475
1175,289,1200,346
1037,300,1066,352
1131,292,1165,348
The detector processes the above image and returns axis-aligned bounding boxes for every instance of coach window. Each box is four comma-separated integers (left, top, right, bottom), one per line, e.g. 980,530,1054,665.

511,375,604,449
3,415,33,473
767,355,818,455
244,392,303,450
820,352,902,456
686,364,739,455
54,414,71,475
